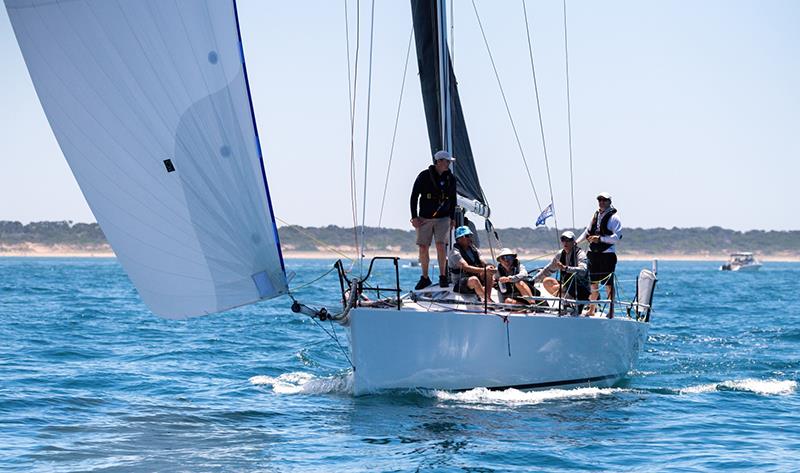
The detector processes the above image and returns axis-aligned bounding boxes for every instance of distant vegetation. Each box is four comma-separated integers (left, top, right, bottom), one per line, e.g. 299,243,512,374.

278,225,800,255
0,221,106,246
2,221,798,256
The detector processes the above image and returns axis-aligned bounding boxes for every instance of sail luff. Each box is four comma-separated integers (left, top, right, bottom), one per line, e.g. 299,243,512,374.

232,0,286,275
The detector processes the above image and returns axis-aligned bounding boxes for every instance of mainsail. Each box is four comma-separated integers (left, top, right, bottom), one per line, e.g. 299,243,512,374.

6,0,287,318
410,0,488,210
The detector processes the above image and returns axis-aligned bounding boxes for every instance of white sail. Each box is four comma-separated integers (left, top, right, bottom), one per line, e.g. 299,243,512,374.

6,0,287,318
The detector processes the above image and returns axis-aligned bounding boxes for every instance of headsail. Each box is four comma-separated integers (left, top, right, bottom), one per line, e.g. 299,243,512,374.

6,0,287,318
410,0,488,212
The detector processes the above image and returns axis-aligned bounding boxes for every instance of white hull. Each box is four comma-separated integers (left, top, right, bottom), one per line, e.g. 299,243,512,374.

347,304,649,395
733,263,761,271
721,263,762,271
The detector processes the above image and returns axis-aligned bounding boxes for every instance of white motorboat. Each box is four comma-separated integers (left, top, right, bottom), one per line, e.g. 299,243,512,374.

7,0,658,394
720,252,762,271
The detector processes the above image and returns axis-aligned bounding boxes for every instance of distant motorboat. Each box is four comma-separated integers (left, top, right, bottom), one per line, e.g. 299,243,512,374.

721,252,762,271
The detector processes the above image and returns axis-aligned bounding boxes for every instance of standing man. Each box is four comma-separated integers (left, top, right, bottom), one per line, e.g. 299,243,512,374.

410,150,457,289
577,191,622,318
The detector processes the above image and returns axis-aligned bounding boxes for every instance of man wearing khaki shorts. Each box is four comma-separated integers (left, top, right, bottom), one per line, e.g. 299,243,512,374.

410,150,457,289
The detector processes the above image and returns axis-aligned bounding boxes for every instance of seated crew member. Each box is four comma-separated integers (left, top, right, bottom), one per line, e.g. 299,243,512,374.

495,248,535,304
531,231,592,315
447,226,496,302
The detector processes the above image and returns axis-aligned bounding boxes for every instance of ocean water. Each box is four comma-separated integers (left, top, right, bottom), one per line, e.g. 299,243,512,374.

1,257,798,472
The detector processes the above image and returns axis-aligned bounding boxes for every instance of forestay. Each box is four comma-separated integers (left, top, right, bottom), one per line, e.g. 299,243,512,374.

6,0,287,318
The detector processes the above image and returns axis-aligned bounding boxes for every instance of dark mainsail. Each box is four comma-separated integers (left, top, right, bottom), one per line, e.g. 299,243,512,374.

410,0,488,209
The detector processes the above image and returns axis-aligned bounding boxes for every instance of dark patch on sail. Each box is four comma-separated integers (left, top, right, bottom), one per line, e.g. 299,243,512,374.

163,159,175,173
410,0,487,207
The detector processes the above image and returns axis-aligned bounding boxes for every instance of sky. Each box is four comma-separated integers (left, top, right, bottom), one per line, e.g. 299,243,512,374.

1,0,799,232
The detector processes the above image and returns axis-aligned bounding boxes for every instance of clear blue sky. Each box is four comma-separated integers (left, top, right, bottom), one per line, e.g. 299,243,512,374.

1,1,798,231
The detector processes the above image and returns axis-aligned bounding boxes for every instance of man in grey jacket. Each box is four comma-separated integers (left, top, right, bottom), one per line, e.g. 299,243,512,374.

532,231,592,315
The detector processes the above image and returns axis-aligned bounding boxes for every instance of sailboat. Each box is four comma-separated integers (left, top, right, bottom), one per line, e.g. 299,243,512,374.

6,0,657,395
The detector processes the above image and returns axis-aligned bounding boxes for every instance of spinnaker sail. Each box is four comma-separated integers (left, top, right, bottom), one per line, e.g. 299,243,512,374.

6,0,287,318
410,0,488,211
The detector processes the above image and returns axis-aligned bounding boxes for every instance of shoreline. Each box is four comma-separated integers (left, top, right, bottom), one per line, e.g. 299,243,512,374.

1,245,799,262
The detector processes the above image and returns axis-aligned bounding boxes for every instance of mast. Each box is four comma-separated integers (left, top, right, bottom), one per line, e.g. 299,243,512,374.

436,0,453,158
411,0,489,218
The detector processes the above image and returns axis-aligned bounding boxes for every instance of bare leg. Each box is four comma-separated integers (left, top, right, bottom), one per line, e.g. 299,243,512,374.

585,283,599,316
435,242,447,277
482,272,494,301
418,245,430,278
514,281,533,297
542,277,560,297
467,276,486,301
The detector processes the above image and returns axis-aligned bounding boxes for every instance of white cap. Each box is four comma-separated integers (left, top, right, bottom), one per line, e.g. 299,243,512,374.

433,150,455,162
497,247,516,259
597,191,612,200
561,230,576,240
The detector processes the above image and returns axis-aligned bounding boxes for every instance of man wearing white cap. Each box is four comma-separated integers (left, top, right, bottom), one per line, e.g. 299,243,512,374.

495,248,535,303
576,191,622,317
532,231,591,314
410,150,457,290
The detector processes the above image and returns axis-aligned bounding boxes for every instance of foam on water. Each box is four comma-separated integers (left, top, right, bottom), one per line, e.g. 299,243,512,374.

679,378,796,396
431,386,626,405
250,371,353,395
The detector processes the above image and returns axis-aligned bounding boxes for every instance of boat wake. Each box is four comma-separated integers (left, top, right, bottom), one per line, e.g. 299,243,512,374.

251,373,796,399
430,386,626,405
250,371,353,395
678,378,796,396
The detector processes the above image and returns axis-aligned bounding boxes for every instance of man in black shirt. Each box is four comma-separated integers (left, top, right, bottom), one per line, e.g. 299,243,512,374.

410,150,457,289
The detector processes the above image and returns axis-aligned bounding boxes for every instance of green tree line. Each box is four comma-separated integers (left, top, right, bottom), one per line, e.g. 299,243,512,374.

2,221,798,255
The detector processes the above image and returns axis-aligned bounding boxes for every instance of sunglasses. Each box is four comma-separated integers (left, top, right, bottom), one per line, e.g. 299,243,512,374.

560,237,574,242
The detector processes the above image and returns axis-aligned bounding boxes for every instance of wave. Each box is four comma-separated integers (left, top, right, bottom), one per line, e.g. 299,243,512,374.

431,386,627,405
249,371,353,395
679,378,796,396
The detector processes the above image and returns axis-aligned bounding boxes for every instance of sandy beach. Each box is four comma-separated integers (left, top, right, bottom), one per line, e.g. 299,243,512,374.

2,243,798,262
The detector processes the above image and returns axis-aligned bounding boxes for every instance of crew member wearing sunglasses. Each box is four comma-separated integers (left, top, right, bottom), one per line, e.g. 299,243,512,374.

576,191,622,318
495,248,536,304
532,231,591,315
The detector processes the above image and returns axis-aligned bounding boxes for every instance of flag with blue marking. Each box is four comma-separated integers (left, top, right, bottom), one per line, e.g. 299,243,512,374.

535,203,554,227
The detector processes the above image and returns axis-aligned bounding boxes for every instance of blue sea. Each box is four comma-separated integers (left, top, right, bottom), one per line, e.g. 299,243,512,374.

1,257,798,472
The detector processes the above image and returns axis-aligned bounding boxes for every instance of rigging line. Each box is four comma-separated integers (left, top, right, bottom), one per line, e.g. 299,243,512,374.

299,311,354,369
275,217,354,261
470,0,543,214
328,317,355,369
345,0,361,263
358,0,376,275
522,0,559,239
377,26,414,228
563,0,576,228
450,0,455,66
289,266,338,293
